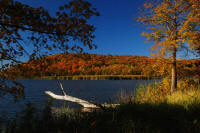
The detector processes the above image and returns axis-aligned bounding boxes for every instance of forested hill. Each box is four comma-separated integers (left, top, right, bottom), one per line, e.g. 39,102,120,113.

7,53,200,79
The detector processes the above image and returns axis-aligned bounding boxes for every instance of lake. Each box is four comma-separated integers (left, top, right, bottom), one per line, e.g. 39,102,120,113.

0,80,156,119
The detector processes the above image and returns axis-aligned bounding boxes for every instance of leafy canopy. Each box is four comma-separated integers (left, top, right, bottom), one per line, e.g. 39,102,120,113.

138,0,200,57
0,0,99,99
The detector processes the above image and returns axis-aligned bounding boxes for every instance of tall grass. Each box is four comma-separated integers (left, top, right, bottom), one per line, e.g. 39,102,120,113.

136,78,200,108
116,89,135,104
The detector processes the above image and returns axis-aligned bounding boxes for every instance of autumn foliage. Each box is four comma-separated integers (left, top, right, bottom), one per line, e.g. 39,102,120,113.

138,0,200,92
7,53,200,79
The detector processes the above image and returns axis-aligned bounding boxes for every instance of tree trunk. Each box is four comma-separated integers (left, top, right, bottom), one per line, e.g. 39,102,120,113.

171,47,177,93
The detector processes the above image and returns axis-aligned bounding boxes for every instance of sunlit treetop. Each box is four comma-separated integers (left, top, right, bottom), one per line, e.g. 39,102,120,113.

138,0,200,58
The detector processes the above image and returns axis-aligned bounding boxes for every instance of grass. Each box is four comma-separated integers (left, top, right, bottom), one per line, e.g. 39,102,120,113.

136,78,200,104
166,89,200,106
2,101,200,133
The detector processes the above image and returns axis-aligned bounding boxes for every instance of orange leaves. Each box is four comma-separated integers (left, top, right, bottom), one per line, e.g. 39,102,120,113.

7,53,199,78
143,3,153,9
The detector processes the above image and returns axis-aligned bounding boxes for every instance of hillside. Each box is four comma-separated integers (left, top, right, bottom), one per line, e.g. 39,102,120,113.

7,53,200,79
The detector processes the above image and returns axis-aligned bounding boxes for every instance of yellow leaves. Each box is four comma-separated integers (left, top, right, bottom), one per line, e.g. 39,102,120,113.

141,32,151,40
139,0,200,58
138,76,200,104
140,92,145,97
162,77,170,91
143,3,153,9
146,84,152,94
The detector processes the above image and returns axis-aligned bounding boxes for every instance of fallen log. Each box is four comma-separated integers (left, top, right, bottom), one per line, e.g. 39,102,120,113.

45,81,119,109
45,91,98,108
45,81,98,108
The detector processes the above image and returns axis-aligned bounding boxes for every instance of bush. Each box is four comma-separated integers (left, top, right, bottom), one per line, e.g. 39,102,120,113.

136,78,200,107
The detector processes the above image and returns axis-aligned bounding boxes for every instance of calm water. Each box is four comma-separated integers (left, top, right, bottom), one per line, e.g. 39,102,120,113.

0,80,156,119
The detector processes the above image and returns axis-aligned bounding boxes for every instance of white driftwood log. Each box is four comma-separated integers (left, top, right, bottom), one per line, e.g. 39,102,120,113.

45,91,97,108
45,81,98,108
45,81,119,109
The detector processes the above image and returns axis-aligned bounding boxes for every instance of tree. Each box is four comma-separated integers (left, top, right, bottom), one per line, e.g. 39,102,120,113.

138,0,200,92
0,0,99,99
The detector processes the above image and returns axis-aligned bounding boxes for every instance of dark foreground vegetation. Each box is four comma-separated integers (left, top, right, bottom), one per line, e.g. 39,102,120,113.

1,101,200,133
1,79,200,133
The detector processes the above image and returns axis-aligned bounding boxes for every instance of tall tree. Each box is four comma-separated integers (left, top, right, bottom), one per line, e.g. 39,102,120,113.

0,0,99,99
138,0,200,92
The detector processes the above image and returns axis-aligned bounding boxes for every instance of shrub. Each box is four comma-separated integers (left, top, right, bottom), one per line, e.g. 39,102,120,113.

136,78,200,106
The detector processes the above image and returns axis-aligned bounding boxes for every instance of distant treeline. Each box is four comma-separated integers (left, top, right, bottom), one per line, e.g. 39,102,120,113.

40,75,156,80
7,53,200,79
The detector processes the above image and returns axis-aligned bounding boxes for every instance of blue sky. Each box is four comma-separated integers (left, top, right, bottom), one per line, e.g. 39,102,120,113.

18,0,151,56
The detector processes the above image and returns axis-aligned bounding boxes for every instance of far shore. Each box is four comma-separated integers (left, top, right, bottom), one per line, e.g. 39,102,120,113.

18,75,162,80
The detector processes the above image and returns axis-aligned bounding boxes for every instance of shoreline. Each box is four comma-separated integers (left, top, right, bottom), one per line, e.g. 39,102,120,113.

17,75,162,80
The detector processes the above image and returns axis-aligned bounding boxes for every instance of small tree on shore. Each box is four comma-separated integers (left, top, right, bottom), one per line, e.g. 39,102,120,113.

138,0,200,92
